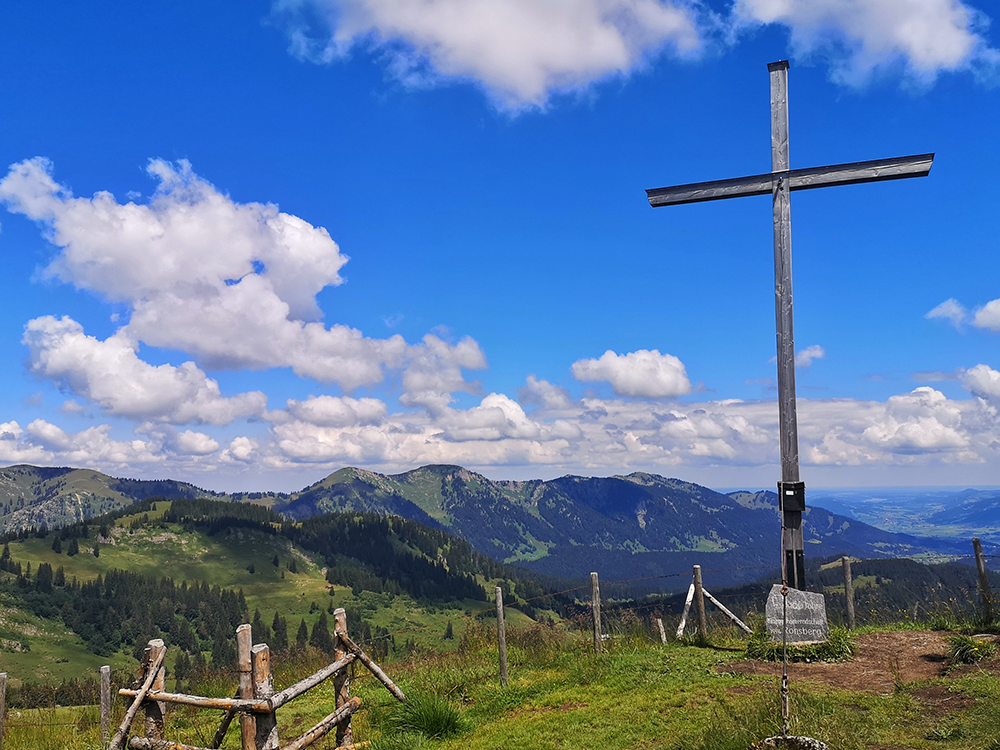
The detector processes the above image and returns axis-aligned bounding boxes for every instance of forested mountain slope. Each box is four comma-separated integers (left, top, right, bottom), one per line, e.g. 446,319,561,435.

277,465,966,588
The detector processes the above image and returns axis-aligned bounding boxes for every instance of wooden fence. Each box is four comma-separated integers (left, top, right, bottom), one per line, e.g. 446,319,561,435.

106,607,404,750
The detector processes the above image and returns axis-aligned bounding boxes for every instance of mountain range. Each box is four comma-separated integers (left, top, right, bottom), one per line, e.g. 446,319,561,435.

1,463,971,590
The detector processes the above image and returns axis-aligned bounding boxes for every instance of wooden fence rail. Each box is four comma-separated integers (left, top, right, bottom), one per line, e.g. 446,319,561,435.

113,609,404,750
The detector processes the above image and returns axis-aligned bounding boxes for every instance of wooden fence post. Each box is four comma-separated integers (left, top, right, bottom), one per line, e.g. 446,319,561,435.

590,572,603,653
656,618,667,644
142,645,167,740
237,624,255,750
333,608,353,748
676,582,695,639
108,638,165,750
252,644,278,750
495,586,509,687
0,671,6,750
100,665,112,745
693,565,707,641
974,538,994,623
841,556,856,630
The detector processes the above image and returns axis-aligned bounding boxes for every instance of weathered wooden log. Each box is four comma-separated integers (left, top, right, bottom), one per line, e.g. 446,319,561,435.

656,618,667,644
269,653,356,710
676,583,695,638
101,665,112,745
693,565,708,640
144,659,167,739
237,624,255,750
841,556,856,630
703,590,752,634
591,572,602,653
253,644,279,750
117,690,272,713
974,538,993,622
109,639,167,750
334,630,406,702
278,697,361,750
495,586,509,688
333,608,353,748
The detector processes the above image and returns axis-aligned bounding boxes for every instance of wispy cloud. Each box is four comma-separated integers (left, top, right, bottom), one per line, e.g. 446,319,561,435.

795,345,825,368
926,298,969,329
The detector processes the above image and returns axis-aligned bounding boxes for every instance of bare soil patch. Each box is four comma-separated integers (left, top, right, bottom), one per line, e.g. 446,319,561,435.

908,684,974,717
721,630,950,694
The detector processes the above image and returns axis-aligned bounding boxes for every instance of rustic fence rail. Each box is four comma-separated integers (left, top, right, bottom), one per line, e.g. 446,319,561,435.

110,608,404,750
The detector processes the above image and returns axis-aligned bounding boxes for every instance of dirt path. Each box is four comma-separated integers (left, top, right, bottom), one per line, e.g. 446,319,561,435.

722,630,951,694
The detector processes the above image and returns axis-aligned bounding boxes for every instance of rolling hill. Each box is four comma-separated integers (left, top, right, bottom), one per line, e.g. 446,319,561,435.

276,465,967,588
1,462,973,593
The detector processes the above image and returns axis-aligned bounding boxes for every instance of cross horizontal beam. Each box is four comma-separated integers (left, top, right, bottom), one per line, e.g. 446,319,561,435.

646,153,934,207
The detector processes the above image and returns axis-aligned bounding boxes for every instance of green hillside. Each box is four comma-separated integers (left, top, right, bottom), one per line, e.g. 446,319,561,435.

0,498,546,694
0,464,252,534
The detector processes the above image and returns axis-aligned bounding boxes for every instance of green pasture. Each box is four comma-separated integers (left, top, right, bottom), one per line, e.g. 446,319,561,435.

6,623,1000,750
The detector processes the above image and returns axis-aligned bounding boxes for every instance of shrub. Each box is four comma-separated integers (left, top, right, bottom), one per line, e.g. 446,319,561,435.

384,694,467,739
947,634,996,664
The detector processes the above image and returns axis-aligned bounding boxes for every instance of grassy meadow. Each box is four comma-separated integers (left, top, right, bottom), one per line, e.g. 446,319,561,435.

5,501,1000,749
5,620,1000,750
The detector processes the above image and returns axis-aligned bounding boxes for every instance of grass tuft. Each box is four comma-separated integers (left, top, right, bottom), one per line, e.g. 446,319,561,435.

369,731,431,750
385,693,467,739
947,634,997,664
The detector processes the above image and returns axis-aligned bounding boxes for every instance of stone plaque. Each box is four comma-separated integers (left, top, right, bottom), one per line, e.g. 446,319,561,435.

765,584,829,644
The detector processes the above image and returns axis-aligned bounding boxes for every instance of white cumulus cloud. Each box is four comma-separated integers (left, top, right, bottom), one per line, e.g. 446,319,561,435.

274,0,998,111
275,0,705,109
571,349,691,398
437,393,543,441
286,395,388,427
23,316,268,425
973,298,1000,331
25,420,163,467
733,0,999,86
960,363,1000,405
1,158,487,418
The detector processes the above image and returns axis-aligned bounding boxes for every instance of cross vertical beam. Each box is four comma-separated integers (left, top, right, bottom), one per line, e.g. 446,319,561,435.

768,61,805,590
645,62,933,592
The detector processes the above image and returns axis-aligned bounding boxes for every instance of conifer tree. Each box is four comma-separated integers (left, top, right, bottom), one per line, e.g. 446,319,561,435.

310,611,334,654
296,619,309,651
251,608,272,645
272,612,289,652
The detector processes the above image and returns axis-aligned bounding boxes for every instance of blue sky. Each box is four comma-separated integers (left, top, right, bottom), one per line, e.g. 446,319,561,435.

1,0,999,492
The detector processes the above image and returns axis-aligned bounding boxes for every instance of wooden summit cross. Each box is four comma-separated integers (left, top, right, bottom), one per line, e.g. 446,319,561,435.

646,61,933,590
